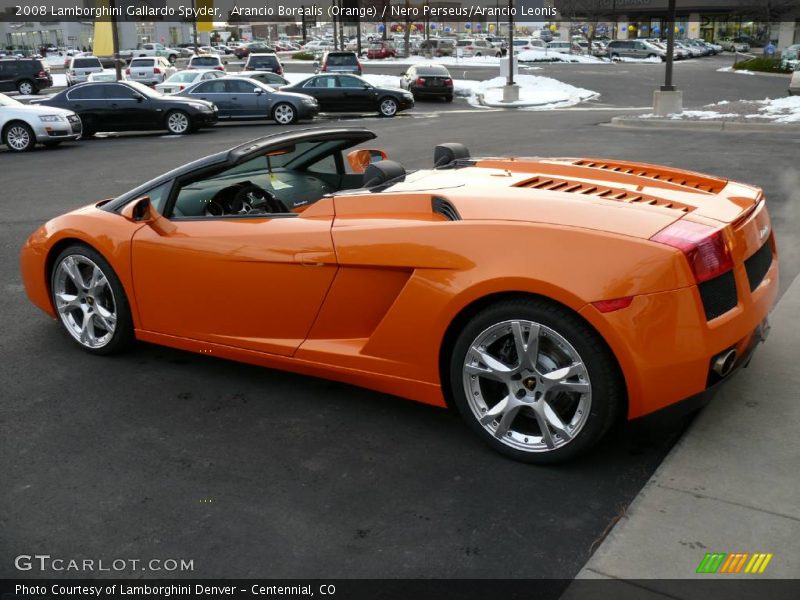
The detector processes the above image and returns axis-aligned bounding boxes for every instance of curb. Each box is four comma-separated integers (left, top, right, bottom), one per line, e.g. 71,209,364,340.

610,116,800,133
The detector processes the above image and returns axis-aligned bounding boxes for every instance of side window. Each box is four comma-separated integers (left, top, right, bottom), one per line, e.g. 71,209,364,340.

195,80,226,94
108,84,140,99
68,84,105,100
337,75,362,88
145,181,172,214
226,79,255,94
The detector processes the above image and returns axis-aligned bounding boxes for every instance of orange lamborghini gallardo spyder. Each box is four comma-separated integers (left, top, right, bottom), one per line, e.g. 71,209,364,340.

20,128,778,463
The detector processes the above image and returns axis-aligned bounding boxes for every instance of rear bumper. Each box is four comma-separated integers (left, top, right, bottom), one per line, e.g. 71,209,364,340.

631,317,769,429
579,236,778,420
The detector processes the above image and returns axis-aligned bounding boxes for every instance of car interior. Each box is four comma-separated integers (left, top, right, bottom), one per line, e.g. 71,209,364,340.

168,139,391,218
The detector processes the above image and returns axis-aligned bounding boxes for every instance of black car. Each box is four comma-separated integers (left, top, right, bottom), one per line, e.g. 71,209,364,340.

177,77,318,125
30,81,217,136
243,53,283,75
399,64,454,102
235,43,275,59
282,74,414,117
0,58,52,95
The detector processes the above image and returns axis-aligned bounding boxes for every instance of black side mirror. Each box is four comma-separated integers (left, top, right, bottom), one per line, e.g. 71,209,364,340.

135,94,144,103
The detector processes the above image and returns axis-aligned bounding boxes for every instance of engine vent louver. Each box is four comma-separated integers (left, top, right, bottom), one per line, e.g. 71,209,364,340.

516,177,693,213
572,160,725,194
432,197,461,221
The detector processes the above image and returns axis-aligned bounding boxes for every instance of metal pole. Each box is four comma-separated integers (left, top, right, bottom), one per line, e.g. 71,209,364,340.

192,0,199,53
301,6,307,44
662,0,676,91
109,0,122,80
507,0,514,85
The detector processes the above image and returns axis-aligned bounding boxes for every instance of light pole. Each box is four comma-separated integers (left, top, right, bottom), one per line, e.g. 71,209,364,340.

109,0,121,81
653,0,682,115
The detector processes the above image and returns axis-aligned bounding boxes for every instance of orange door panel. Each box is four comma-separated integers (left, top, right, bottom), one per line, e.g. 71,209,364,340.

130,216,337,356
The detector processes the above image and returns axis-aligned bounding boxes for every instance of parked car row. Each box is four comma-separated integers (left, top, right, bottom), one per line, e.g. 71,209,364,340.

1,69,416,151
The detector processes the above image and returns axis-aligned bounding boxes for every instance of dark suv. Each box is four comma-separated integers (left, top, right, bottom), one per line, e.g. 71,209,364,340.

243,53,283,75
315,51,362,75
0,58,52,95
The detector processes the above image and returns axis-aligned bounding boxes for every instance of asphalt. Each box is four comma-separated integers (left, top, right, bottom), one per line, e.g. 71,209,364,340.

1,55,798,582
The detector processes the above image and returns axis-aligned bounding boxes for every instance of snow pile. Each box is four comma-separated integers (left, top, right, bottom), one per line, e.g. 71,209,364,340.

516,49,604,64
756,95,800,122
617,56,662,64
638,96,800,123
466,75,597,108
717,66,755,75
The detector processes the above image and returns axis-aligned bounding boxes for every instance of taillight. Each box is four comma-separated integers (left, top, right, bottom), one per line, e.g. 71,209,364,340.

125,68,131,75
415,77,426,85
651,220,733,283
214,66,224,71
153,67,161,74
321,64,327,72
444,78,453,87
276,66,283,75
37,70,47,78
179,85,185,90
592,297,634,313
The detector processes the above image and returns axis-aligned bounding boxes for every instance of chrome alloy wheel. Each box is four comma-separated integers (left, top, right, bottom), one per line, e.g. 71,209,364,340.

18,81,34,95
167,111,189,134
53,255,117,349
273,103,295,124
6,125,32,151
462,320,592,453
379,98,397,116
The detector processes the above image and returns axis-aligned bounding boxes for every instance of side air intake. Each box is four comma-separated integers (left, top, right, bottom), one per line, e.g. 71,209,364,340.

434,143,470,168
432,197,461,221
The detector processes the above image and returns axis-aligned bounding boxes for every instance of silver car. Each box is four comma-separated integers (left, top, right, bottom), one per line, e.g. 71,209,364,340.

606,40,666,60
0,92,81,151
66,56,103,86
126,57,176,86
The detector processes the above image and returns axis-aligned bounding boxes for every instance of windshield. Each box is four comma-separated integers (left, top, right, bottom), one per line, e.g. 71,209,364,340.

0,93,23,107
126,81,161,97
192,57,219,66
168,71,201,83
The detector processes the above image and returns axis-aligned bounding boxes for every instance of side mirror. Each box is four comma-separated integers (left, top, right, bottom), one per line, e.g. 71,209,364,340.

135,94,144,103
347,148,388,173
121,196,155,223
254,87,263,94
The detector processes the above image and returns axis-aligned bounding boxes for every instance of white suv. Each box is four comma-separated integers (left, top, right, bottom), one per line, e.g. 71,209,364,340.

125,57,176,85
66,56,103,86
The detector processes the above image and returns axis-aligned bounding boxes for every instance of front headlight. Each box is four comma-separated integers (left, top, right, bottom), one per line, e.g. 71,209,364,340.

403,93,414,100
189,102,210,111
38,115,63,122
302,97,317,105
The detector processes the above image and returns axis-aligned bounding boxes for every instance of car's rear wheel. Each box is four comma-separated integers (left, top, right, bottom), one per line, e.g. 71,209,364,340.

449,298,623,463
611,53,620,60
445,95,453,103
3,121,36,152
272,102,297,125
165,110,191,134
17,79,36,95
379,97,398,117
50,245,134,355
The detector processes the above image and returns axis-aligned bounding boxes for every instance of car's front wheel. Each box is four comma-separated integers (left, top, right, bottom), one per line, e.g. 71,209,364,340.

449,298,624,463
3,121,36,152
272,102,297,125
379,97,398,117
165,110,191,134
50,245,134,355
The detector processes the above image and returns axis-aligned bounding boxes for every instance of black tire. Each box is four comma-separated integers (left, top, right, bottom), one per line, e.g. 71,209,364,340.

378,97,398,117
610,53,620,60
3,121,36,152
168,54,177,63
448,297,624,464
445,95,453,103
647,53,657,59
165,110,191,134
49,244,134,355
17,79,37,95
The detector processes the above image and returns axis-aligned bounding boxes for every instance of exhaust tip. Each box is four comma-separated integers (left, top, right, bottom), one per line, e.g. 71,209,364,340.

712,349,737,377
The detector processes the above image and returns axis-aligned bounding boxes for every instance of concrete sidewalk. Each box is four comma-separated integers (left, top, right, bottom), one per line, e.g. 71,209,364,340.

564,275,800,595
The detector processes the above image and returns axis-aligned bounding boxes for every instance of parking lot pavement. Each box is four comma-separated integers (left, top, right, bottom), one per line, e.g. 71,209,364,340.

2,80,797,581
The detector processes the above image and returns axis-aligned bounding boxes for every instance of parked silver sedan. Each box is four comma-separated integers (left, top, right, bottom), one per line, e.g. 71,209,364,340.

0,92,81,152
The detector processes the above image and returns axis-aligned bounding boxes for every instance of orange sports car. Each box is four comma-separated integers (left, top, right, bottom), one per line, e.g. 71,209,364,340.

20,128,778,463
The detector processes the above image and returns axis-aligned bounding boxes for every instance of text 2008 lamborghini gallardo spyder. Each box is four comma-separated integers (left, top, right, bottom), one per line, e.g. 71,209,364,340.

20,128,778,463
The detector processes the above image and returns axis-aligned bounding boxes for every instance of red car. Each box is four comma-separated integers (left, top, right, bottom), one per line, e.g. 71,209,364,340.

367,41,396,60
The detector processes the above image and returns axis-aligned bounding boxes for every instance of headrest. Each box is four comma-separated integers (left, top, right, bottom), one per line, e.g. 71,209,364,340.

434,143,470,167
363,160,406,188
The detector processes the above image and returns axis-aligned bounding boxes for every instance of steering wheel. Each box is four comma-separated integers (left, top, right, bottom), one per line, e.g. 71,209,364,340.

232,184,290,214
